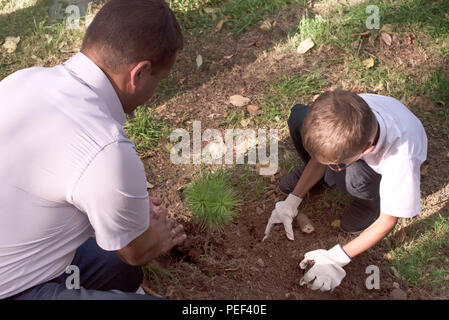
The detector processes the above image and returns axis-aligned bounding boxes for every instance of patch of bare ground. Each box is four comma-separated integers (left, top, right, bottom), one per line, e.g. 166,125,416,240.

141,5,448,300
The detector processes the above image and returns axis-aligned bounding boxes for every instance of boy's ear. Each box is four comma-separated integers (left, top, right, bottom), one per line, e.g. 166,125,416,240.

362,144,376,155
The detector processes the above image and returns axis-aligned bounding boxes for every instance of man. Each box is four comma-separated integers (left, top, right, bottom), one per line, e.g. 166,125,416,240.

264,90,427,292
0,0,186,300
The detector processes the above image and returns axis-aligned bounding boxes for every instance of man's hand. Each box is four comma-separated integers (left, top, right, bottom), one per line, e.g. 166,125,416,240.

146,202,186,260
263,193,303,241
299,244,351,291
117,198,187,266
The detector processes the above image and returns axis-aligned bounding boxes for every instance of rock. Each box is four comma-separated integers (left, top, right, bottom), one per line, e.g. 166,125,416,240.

249,266,260,274
390,288,407,300
256,258,265,268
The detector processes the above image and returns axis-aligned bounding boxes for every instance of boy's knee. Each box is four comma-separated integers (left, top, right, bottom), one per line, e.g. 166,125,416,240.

288,104,310,130
344,161,381,200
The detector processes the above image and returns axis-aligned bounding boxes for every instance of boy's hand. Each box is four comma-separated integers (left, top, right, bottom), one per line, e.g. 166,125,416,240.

299,244,351,291
263,193,302,241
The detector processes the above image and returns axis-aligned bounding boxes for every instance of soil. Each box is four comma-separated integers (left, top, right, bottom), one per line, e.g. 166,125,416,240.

139,5,449,300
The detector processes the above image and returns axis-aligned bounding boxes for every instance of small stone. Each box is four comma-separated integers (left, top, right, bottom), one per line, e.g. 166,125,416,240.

256,258,265,268
249,266,260,273
390,288,407,300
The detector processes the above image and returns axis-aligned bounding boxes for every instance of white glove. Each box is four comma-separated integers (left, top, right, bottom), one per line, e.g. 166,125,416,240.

263,193,303,241
299,244,351,292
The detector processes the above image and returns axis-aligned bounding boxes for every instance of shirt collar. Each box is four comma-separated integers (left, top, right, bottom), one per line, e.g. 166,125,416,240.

63,52,126,126
362,109,387,161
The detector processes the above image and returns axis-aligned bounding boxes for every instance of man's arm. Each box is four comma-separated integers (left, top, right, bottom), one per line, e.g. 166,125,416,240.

71,141,186,265
343,212,397,258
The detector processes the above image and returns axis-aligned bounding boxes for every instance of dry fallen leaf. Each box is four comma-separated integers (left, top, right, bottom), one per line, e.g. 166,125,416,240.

390,266,401,279
331,219,341,228
421,163,428,176
259,19,272,31
229,95,250,107
363,57,375,69
394,228,407,244
372,82,384,92
380,24,394,33
240,118,251,128
207,113,221,119
2,36,20,53
196,54,203,68
247,105,262,115
223,54,234,60
380,32,392,46
204,7,219,14
44,34,53,44
146,181,155,189
296,37,315,54
215,19,225,32
155,104,167,114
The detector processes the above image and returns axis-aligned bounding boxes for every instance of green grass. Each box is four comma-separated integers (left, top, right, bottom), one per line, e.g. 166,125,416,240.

415,68,449,125
123,106,168,158
223,67,327,129
387,212,449,293
225,164,271,203
259,68,327,126
184,169,241,231
143,262,179,293
169,0,301,35
0,0,92,80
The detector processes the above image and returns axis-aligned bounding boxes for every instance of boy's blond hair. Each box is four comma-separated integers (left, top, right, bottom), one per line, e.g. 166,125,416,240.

301,89,377,164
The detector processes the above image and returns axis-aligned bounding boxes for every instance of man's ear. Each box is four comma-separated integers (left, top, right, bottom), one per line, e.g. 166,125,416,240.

129,60,152,92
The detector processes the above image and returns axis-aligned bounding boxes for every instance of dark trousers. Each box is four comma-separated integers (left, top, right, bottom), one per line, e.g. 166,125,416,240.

9,237,159,300
288,104,381,229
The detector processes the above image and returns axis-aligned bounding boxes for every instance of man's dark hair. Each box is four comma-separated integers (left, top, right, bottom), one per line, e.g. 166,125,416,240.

301,89,377,164
82,0,184,73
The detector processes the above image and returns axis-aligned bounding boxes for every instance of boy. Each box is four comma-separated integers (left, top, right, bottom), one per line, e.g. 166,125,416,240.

264,89,427,292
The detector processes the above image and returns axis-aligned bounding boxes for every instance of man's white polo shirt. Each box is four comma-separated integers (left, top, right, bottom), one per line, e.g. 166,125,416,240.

0,53,150,299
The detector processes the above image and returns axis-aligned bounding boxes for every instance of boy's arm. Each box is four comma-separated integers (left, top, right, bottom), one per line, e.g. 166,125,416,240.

299,213,397,291
343,213,397,258
263,158,326,241
292,158,326,198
